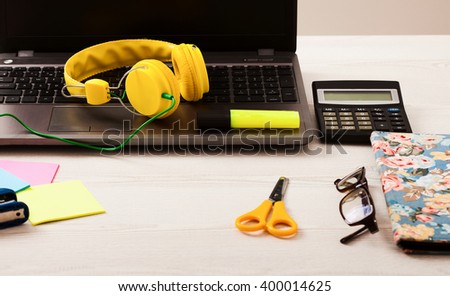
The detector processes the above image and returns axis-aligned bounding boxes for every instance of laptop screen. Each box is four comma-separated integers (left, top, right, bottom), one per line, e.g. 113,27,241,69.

0,0,297,53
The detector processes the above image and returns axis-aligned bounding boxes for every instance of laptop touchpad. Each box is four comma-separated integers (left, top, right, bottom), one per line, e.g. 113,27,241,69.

49,107,134,132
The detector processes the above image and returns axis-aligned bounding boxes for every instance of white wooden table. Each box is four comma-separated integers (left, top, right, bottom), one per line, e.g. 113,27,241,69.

1,36,449,275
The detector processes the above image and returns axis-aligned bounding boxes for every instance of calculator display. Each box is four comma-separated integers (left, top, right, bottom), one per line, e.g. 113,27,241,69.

323,91,393,102
317,89,400,105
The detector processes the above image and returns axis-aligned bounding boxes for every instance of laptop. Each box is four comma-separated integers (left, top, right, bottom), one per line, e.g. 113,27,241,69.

0,0,314,149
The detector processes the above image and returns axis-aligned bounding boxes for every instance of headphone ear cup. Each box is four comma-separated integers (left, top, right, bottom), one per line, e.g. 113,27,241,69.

125,60,180,118
172,44,209,101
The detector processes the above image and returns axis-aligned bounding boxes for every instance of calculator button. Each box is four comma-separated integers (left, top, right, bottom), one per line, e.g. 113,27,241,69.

340,121,355,126
372,108,384,112
374,122,389,131
388,113,401,117
356,116,370,121
338,108,352,112
325,121,339,126
322,112,336,116
387,108,401,113
390,121,405,126
359,126,373,130
355,108,368,112
392,126,407,132
389,117,403,121
373,117,387,121
371,112,385,117
341,126,356,130
355,112,369,116
326,126,339,130
324,116,337,121
340,116,353,121
323,108,335,112
339,112,352,116
358,121,372,126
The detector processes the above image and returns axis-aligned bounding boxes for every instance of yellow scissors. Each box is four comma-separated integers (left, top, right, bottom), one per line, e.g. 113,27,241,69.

235,177,297,238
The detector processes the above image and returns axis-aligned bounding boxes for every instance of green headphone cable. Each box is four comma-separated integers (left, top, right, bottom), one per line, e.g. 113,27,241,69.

0,93,176,152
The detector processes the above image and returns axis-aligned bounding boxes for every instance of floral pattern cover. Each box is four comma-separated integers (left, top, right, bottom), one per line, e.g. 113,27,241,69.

370,131,450,253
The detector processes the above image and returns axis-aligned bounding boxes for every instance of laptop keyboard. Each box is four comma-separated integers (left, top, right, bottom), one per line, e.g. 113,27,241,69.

0,65,297,104
205,65,297,103
0,66,66,104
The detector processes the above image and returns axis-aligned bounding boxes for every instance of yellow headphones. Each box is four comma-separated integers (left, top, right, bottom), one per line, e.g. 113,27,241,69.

64,39,210,118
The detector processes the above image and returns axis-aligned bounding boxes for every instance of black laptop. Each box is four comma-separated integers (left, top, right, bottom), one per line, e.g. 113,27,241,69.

0,0,314,148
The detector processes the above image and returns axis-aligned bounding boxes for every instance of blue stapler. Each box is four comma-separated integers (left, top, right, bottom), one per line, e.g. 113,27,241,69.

0,188,29,229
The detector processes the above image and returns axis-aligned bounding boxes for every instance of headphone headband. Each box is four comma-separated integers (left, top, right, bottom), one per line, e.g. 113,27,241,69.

64,39,176,96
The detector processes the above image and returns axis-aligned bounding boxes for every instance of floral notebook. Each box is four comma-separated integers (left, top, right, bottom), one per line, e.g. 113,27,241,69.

370,131,450,254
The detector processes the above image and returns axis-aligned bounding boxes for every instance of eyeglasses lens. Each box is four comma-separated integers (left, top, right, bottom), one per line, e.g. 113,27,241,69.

336,176,358,191
341,189,373,224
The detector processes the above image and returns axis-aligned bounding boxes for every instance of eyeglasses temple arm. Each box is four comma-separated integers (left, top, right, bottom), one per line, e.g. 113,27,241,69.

340,225,369,244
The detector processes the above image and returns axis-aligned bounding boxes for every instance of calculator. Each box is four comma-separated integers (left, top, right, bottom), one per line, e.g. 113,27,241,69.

312,80,412,143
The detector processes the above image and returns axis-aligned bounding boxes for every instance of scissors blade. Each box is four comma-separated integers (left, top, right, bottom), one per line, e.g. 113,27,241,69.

269,177,289,202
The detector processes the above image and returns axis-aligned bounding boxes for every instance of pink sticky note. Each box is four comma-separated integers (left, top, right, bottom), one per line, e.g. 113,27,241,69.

0,160,59,186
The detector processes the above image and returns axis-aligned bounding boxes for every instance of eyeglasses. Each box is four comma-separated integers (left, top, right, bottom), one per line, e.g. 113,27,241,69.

334,167,379,244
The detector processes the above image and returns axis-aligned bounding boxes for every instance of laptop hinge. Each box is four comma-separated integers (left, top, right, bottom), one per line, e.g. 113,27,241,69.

17,50,34,58
257,48,275,56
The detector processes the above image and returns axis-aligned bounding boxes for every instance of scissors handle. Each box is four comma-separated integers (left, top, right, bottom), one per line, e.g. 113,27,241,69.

235,199,272,232
266,201,298,238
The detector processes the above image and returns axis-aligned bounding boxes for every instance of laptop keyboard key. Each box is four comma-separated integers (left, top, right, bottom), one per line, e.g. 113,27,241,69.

0,89,21,96
233,76,246,83
38,96,54,103
48,77,63,84
31,77,46,83
248,82,263,89
9,71,24,77
43,67,56,72
247,76,262,83
277,67,293,76
0,83,15,89
17,77,30,83
249,95,265,102
54,96,87,104
217,97,231,103
210,82,229,89
41,90,55,97
22,96,38,103
234,96,264,103
264,76,278,83
232,69,246,76
267,95,282,102
23,90,39,96
234,96,252,102
279,77,295,88
249,89,264,96
17,83,33,90
24,71,40,78
234,89,248,96
266,89,280,96
0,77,14,83
5,96,21,103
210,89,230,96
33,83,48,90
281,89,297,102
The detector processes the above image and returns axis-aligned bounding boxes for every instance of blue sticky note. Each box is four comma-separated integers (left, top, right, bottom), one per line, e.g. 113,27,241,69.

0,168,30,192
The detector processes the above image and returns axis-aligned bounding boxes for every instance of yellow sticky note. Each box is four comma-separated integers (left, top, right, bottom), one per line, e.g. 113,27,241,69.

17,180,106,225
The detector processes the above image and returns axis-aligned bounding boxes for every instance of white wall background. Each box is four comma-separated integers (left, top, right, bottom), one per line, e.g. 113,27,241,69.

298,0,450,35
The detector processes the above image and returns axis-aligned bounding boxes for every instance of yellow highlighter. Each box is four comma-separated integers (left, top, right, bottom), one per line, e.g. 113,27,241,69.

197,109,300,129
